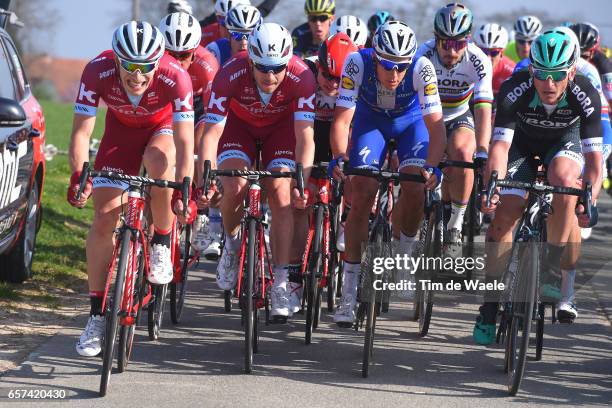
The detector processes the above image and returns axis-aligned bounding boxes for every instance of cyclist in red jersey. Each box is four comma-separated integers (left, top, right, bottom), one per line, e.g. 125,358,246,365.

200,0,251,47
287,32,358,313
198,23,316,323
473,23,516,99
67,21,196,357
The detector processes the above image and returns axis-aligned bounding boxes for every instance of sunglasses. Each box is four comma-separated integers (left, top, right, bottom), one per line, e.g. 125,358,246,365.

516,39,533,46
216,15,226,27
482,48,503,57
118,58,157,74
436,38,468,51
532,69,569,82
321,69,339,82
230,31,249,42
253,62,287,74
168,49,195,61
375,55,410,72
308,14,330,23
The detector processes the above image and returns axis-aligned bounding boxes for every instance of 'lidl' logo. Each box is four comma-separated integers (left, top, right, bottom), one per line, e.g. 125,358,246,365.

341,76,355,90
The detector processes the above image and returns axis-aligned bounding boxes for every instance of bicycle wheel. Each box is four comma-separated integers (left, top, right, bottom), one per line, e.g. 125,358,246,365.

417,201,441,337
463,185,478,281
305,205,324,345
170,224,191,324
118,240,144,372
148,283,168,341
244,218,257,373
506,241,538,396
99,229,131,397
327,201,342,312
535,303,545,361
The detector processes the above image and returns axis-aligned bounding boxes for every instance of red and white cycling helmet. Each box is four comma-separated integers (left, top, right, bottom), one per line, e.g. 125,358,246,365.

248,22,293,67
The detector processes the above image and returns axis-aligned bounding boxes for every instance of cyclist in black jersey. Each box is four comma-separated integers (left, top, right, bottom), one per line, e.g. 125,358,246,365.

291,0,335,58
473,28,603,345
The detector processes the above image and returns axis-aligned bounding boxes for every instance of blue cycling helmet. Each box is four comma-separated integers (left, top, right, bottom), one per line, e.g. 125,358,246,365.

367,11,394,34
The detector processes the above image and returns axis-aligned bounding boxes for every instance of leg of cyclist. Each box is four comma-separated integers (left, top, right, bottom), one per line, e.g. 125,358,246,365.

473,143,532,345
143,132,177,285
444,120,476,258
558,220,580,321
333,120,386,327
394,119,430,299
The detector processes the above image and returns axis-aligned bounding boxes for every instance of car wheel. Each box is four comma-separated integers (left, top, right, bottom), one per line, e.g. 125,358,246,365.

0,179,40,283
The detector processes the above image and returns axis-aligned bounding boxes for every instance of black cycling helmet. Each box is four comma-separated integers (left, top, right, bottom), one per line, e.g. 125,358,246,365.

367,11,394,34
569,22,600,52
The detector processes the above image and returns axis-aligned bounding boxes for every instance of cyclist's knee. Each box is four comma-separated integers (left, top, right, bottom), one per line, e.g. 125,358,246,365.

488,195,523,238
143,144,175,175
220,177,247,204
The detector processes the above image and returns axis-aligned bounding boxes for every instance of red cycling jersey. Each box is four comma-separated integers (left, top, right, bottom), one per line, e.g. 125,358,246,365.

200,22,222,47
188,45,219,107
205,52,316,128
75,50,194,128
492,55,516,97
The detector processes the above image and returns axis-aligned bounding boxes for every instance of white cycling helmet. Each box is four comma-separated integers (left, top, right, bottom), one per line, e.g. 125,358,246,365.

226,4,262,32
112,21,165,63
215,0,251,18
514,15,543,41
248,22,293,66
160,12,202,52
167,0,193,15
332,15,367,47
373,21,417,63
474,23,509,49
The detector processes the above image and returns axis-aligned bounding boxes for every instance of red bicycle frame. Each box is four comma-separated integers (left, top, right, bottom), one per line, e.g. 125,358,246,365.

301,176,331,288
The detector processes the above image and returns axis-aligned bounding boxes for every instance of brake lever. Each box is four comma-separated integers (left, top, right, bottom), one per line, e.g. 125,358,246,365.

296,163,305,199
485,170,498,208
76,162,90,201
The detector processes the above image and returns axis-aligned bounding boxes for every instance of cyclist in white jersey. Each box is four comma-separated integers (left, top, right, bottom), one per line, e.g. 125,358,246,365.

416,3,493,258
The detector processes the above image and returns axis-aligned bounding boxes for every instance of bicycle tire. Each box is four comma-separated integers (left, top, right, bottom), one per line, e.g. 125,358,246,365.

118,240,144,372
99,229,131,397
418,201,441,337
464,184,478,281
327,202,342,312
305,205,324,345
507,241,538,396
535,304,545,361
148,284,168,341
244,218,257,373
170,224,191,323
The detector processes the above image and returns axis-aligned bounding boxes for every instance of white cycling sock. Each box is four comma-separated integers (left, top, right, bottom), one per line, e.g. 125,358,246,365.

400,231,418,255
561,268,576,302
225,232,240,252
273,265,288,291
448,202,467,231
343,261,360,295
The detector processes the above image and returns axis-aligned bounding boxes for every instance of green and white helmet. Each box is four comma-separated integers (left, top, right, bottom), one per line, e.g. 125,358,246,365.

529,27,578,70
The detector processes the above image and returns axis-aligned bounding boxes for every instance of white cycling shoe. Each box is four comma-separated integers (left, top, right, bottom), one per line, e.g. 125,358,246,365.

271,285,291,322
216,249,239,290
333,293,357,327
76,315,105,357
203,232,222,260
192,214,210,252
288,281,303,314
148,244,173,285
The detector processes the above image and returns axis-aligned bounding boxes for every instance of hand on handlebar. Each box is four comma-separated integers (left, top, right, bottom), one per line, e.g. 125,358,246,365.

67,170,92,208
197,181,217,209
328,155,347,182
421,164,441,190
291,186,310,209
172,189,197,225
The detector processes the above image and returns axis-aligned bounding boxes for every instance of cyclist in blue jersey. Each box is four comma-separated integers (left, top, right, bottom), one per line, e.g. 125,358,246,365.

206,4,262,67
329,21,446,326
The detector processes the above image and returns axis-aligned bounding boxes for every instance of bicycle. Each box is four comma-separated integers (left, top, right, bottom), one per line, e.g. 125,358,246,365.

484,168,592,396
344,160,426,378
201,160,303,374
76,162,191,397
169,213,200,324
412,160,479,337
299,162,342,344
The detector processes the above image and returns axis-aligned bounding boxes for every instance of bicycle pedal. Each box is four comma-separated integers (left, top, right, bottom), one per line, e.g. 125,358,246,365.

270,315,288,324
557,316,574,324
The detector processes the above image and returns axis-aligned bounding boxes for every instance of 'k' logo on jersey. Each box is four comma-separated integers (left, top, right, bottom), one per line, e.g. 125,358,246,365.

208,91,227,112
78,83,96,104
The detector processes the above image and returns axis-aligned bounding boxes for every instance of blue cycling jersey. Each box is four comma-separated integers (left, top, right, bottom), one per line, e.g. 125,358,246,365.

206,38,232,67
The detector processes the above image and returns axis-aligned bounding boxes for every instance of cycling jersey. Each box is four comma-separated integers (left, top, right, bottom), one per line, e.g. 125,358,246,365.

336,48,442,169
200,22,222,47
206,38,232,67
75,50,194,128
504,41,521,63
292,22,320,58
187,46,219,125
416,40,494,121
493,70,602,153
590,49,612,102
205,51,316,127
492,56,515,97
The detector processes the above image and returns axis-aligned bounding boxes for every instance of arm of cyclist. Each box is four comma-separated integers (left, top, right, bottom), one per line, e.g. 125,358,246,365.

67,114,96,207
481,136,511,213
473,55,494,157
413,56,446,188
196,121,225,207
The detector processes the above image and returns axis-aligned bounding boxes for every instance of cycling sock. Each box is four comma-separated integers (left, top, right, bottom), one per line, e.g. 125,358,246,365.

400,231,418,255
89,291,104,316
288,263,302,284
343,261,360,293
560,268,576,302
273,265,289,290
443,201,452,226
225,232,241,252
479,302,499,325
544,244,564,282
208,207,222,234
152,227,171,247
448,201,467,231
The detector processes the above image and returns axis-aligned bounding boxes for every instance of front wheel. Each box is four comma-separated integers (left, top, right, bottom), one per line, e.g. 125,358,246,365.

148,284,168,341
244,219,257,373
305,206,324,345
170,224,191,324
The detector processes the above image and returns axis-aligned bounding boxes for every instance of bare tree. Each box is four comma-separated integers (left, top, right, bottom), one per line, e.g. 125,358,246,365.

5,0,61,54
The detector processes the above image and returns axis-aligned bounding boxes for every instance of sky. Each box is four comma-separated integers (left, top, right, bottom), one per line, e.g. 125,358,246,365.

42,0,612,60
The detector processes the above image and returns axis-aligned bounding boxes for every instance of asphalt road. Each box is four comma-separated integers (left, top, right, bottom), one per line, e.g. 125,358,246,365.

1,200,611,407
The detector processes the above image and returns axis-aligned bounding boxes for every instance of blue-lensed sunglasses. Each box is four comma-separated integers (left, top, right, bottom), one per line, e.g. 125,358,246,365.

375,55,410,72
230,31,249,42
253,62,287,74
